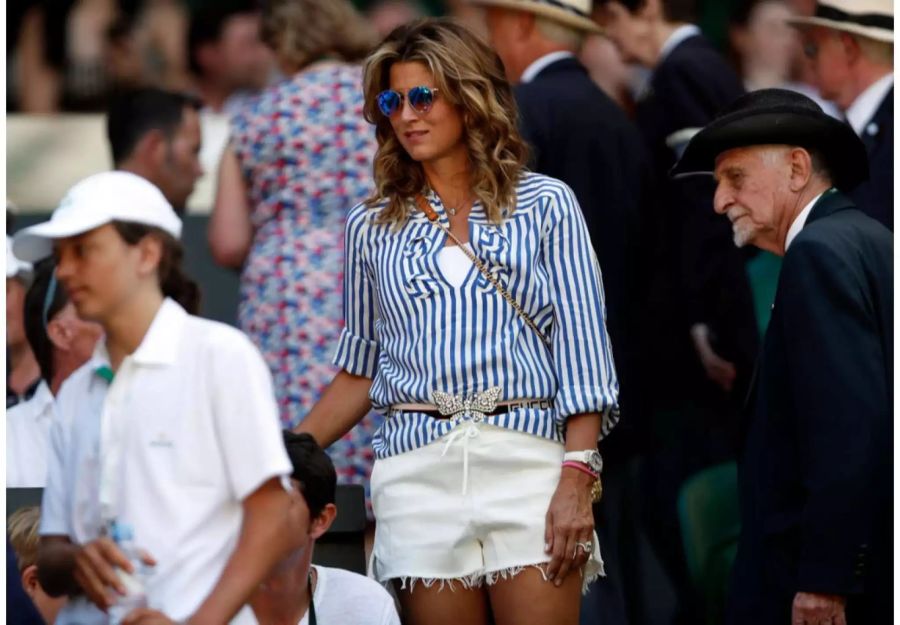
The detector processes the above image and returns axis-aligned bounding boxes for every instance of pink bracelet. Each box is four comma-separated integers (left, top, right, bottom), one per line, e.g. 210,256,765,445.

562,461,599,479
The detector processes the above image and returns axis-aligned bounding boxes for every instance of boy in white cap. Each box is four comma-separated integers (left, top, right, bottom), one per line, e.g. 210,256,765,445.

16,171,300,624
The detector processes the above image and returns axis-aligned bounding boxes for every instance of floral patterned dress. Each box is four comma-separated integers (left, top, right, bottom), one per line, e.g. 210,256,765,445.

231,62,380,515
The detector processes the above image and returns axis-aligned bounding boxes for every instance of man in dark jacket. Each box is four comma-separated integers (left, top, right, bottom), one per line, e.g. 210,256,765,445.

789,0,893,231
477,3,650,623
596,1,759,620
674,88,893,625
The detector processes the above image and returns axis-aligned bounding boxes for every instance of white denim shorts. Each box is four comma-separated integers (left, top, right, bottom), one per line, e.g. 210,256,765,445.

370,421,603,593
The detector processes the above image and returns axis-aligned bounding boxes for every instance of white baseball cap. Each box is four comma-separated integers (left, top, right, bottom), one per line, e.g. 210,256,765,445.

13,171,182,263
6,236,33,282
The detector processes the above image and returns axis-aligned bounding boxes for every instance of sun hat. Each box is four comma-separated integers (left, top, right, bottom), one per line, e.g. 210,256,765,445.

469,0,601,34
787,0,893,44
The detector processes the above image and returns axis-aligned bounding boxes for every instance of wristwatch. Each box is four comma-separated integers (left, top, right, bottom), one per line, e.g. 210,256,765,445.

563,450,603,474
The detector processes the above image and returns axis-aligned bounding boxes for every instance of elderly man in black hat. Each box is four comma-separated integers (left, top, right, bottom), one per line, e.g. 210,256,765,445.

674,88,892,625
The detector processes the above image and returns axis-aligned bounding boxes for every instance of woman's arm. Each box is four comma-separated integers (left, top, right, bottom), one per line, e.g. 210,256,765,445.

293,370,373,447
208,143,254,269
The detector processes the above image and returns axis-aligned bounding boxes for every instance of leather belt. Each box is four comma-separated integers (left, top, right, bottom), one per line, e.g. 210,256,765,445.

390,399,553,419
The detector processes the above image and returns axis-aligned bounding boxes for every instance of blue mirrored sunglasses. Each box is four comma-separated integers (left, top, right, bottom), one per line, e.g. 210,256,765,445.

376,86,439,117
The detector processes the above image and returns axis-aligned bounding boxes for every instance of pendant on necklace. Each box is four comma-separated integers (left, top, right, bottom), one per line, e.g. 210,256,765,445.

447,206,457,217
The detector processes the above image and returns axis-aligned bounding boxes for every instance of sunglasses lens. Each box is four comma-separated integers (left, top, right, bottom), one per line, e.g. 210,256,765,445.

408,86,434,113
377,90,401,116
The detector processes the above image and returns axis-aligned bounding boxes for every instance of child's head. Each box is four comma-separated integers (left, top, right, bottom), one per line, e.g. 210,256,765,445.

13,172,200,324
8,506,68,623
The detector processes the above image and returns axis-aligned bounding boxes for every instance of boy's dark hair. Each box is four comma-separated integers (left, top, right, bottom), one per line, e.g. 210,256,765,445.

282,431,337,519
188,2,258,77
23,258,68,385
596,0,696,23
106,88,201,167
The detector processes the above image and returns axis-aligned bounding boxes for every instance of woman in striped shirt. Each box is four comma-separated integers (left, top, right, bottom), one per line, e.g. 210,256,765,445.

297,18,619,625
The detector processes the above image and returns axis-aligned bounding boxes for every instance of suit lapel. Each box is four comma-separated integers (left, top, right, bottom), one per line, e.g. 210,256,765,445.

859,87,893,153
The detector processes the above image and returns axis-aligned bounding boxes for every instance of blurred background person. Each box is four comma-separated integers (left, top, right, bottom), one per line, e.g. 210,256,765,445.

9,507,68,625
579,29,636,111
208,0,381,517
188,1,275,114
7,236,40,409
8,258,103,488
596,1,759,622
367,0,428,37
106,87,204,214
789,0,893,231
478,2,650,624
727,0,840,116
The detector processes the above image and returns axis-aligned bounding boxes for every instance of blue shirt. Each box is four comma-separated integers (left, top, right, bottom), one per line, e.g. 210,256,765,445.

334,172,619,458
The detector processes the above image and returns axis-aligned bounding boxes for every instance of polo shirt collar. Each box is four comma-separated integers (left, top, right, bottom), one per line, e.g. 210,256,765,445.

92,298,187,377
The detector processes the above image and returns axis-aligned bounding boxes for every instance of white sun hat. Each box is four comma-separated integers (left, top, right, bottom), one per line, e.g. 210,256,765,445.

469,0,601,33
787,0,893,44
13,171,182,263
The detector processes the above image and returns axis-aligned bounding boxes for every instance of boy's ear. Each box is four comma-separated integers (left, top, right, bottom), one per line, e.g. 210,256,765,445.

309,503,338,540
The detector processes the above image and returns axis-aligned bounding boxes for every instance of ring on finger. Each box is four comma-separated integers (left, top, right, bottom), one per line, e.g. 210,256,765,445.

576,541,593,553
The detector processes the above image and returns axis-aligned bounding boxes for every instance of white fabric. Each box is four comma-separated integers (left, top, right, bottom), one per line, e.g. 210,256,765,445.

520,51,576,84
13,171,182,263
6,380,55,487
40,298,291,625
846,73,894,137
6,235,33,279
659,24,701,65
785,191,825,251
298,566,400,625
370,423,603,594
435,244,474,288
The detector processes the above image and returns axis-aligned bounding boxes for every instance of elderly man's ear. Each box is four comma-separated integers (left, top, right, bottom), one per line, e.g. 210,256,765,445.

788,147,815,192
310,503,338,540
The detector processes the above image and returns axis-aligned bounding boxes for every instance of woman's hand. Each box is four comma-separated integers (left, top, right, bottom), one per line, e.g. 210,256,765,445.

544,466,596,587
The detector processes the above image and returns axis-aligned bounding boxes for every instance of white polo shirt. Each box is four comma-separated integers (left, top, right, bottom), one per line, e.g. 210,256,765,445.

7,380,55,487
41,298,291,625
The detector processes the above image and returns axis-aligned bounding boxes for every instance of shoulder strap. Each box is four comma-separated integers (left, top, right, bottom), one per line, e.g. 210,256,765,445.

414,195,551,349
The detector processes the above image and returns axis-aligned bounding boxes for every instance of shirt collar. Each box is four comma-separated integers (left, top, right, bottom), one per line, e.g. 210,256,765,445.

520,51,576,84
30,380,54,415
846,73,893,137
92,298,187,374
785,190,830,251
659,24,700,65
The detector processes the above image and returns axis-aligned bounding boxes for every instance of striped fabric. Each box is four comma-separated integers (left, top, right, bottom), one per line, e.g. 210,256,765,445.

334,172,619,458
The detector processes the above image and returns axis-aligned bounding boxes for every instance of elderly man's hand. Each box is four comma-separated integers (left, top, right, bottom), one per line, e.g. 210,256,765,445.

791,592,847,625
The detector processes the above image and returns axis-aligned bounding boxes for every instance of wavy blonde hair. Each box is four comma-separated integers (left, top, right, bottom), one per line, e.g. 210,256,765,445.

362,18,529,225
261,0,377,72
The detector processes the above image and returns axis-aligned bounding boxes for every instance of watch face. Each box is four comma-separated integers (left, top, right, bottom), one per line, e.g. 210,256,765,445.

587,451,603,473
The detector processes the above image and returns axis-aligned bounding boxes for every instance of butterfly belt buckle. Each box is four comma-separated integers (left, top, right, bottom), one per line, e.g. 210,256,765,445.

431,386,503,426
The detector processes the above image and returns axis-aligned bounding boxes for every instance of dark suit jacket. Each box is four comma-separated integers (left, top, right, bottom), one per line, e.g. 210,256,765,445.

636,34,758,420
848,86,893,231
727,191,893,624
515,56,649,453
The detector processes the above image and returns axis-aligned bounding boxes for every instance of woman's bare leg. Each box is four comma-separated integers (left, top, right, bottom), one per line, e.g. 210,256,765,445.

488,566,583,625
394,580,491,625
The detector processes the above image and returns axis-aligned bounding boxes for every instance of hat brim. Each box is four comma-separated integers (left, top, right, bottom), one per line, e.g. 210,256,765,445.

470,0,602,33
787,15,894,43
671,108,869,191
12,212,113,263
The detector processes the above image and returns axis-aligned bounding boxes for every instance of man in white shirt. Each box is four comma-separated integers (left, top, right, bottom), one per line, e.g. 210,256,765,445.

127,432,401,625
7,258,102,487
789,0,893,230
14,171,300,624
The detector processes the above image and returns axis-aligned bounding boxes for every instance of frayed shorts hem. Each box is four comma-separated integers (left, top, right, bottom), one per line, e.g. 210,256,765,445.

382,560,604,596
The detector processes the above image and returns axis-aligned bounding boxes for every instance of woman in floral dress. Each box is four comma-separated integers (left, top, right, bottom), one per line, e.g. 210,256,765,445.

209,0,380,514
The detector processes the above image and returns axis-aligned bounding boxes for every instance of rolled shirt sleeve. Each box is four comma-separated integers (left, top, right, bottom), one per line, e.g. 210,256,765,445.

540,182,620,437
333,203,380,378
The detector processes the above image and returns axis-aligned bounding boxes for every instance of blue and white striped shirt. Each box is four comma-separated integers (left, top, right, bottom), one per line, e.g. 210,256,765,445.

334,172,619,458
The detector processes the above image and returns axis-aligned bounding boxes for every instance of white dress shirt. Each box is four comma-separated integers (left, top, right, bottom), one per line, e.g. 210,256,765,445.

6,380,55,487
785,191,827,251
846,73,894,137
520,51,576,84
41,298,291,625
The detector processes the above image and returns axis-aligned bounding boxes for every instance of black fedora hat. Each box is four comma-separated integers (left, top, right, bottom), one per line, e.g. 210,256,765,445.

671,88,868,191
